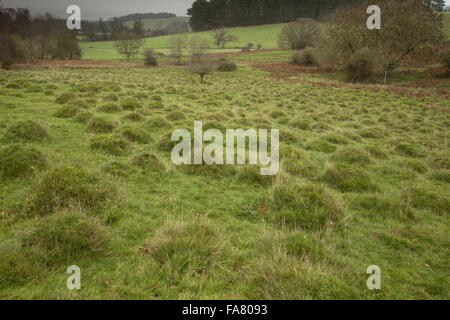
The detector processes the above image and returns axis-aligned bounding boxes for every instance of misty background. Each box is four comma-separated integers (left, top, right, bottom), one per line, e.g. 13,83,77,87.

0,0,195,19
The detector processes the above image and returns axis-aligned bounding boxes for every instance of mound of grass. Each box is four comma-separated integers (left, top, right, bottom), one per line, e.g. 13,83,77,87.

145,116,172,128
393,142,426,158
364,144,388,160
322,163,378,192
21,211,108,266
156,132,179,152
184,164,236,177
55,92,77,104
140,219,227,277
54,105,79,118
401,185,449,215
121,98,141,111
166,111,186,121
98,103,123,113
132,153,166,171
87,116,118,133
285,232,324,262
25,166,118,215
74,110,94,123
268,181,346,230
0,144,47,179
90,134,131,155
237,165,277,186
331,146,373,166
5,120,49,143
427,169,450,183
305,138,337,153
120,126,150,144
122,112,144,122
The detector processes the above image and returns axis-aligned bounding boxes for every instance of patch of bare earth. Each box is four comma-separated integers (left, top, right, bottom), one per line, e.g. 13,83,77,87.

254,62,450,101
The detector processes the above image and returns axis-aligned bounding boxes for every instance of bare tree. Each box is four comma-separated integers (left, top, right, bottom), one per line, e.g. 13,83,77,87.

278,18,322,50
212,27,238,49
189,60,214,83
168,34,188,64
188,36,209,62
20,38,42,64
113,30,144,62
327,0,443,83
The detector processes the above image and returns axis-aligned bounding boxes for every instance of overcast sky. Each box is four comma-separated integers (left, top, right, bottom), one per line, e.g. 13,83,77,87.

0,0,196,19
1,0,449,20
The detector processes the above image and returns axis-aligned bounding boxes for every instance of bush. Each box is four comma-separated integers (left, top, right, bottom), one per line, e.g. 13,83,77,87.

0,144,47,179
143,49,158,67
278,18,322,50
87,116,118,133
268,181,346,230
292,48,317,65
345,48,377,82
132,153,165,171
90,134,131,155
21,211,108,265
217,60,237,72
25,166,118,215
5,120,49,142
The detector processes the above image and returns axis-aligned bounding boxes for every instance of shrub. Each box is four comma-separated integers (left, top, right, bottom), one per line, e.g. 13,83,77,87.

132,153,165,171
90,134,131,155
292,48,318,65
189,60,214,83
345,48,377,82
0,144,47,179
5,120,49,142
143,49,158,67
20,211,108,265
140,219,227,277
25,166,118,215
322,163,378,192
278,18,322,50
217,60,237,72
268,181,346,230
87,117,118,133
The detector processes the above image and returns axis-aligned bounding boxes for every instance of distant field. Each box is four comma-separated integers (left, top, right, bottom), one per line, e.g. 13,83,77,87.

443,12,450,39
123,16,189,30
80,23,286,61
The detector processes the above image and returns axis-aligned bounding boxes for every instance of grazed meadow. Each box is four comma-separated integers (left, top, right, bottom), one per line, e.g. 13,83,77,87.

0,9,450,299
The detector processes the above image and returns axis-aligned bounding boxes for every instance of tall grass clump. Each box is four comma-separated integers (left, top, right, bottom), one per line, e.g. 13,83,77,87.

5,120,49,142
0,144,47,179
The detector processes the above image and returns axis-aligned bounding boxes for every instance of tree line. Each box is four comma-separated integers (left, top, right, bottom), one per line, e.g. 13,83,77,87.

187,0,447,31
0,7,81,68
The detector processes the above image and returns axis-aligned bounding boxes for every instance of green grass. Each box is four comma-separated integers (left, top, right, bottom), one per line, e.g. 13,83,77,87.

123,16,190,30
0,63,449,299
443,12,450,40
80,23,285,60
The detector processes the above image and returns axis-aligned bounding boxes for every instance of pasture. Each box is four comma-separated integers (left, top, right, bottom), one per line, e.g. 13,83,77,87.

0,62,448,299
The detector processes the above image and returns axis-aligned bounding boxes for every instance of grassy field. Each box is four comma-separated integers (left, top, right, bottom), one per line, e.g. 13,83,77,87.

0,62,449,299
80,24,285,60
443,12,450,39
123,16,190,30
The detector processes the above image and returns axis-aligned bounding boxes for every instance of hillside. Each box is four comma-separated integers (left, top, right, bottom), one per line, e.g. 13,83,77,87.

80,23,285,60
123,16,189,31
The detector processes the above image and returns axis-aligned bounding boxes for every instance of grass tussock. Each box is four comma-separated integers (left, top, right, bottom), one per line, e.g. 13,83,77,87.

5,120,49,143
0,144,47,179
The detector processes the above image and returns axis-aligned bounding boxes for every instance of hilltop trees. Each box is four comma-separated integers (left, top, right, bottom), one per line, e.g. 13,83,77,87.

188,0,357,31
